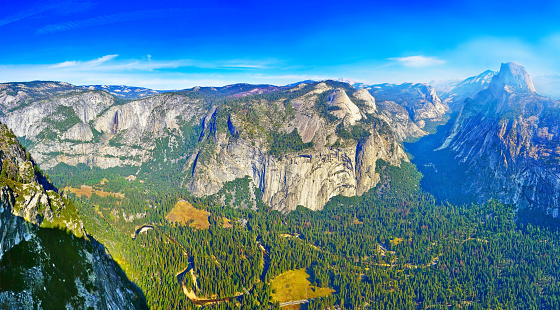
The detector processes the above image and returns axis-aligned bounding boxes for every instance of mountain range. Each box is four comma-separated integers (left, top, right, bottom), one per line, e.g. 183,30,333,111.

1,62,560,309
1,62,558,214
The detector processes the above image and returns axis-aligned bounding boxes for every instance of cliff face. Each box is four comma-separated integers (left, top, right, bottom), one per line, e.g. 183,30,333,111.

188,129,405,212
0,81,408,212
367,83,448,129
186,82,407,212
375,101,427,141
437,62,560,216
0,83,208,170
439,70,496,112
0,123,142,309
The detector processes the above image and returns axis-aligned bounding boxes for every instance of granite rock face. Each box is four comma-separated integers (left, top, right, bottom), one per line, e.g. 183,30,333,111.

0,186,32,260
490,62,536,95
0,122,143,309
367,83,447,129
1,81,410,212
0,83,208,170
438,70,496,112
188,132,406,212
353,88,377,114
326,88,362,125
186,82,407,212
438,62,560,216
375,101,427,141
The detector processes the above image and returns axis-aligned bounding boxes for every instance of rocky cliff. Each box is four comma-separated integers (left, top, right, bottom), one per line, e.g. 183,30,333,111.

366,83,448,129
375,101,427,141
0,80,408,212
0,122,143,309
437,62,560,216
439,70,496,112
0,82,208,170
186,82,407,212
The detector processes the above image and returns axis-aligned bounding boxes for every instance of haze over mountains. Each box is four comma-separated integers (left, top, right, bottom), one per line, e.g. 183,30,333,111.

83,85,162,100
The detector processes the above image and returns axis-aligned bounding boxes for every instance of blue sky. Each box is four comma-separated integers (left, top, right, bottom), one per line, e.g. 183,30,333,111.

1,0,560,89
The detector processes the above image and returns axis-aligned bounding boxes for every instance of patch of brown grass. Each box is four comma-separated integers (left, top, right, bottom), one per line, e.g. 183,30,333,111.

270,269,334,303
166,200,210,230
64,185,124,199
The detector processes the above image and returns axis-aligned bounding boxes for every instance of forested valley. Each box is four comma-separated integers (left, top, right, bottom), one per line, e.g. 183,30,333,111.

48,155,560,310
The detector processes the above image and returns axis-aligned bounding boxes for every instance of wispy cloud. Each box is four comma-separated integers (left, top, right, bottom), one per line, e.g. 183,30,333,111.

389,56,446,67
37,8,186,34
220,60,271,69
0,1,95,27
0,5,52,27
0,55,284,89
50,54,119,69
374,35,560,83
49,60,78,68
86,54,119,66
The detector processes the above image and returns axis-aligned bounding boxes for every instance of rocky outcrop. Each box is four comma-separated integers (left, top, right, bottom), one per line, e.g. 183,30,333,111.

353,89,376,113
291,113,322,143
439,70,496,112
326,89,362,125
367,83,447,129
0,124,72,227
0,193,141,309
62,122,94,141
0,84,208,169
188,133,406,212
376,101,427,141
437,62,560,215
0,121,143,309
490,62,536,95
92,94,200,144
0,186,32,260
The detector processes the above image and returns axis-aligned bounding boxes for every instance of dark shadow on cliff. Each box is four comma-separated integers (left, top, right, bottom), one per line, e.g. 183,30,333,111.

88,235,149,310
404,113,477,206
0,219,147,309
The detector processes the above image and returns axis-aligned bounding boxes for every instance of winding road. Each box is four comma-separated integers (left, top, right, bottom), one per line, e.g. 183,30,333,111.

280,299,310,307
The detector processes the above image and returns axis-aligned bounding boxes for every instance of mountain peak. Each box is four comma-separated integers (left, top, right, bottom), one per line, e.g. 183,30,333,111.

336,78,357,85
490,62,536,94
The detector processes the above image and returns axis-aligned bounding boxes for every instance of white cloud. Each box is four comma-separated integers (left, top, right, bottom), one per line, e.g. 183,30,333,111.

389,56,446,67
36,9,187,34
0,1,96,27
0,7,45,27
0,55,286,89
86,54,119,66
48,54,118,69
49,60,78,68
372,34,560,83
12,35,560,90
